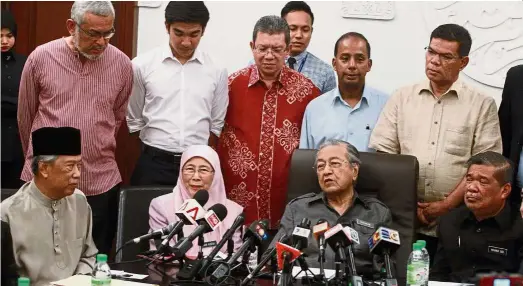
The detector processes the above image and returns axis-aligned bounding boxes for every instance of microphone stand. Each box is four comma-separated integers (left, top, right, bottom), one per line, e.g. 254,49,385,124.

241,247,276,286
226,238,235,260
177,230,185,268
317,242,327,285
332,242,346,286
279,252,292,286
271,253,278,285
382,250,398,286
345,245,363,286
197,233,205,260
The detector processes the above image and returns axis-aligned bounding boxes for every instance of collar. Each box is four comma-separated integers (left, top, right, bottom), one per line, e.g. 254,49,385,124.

1,51,16,62
416,79,462,99
162,44,204,64
332,86,371,108
287,50,308,63
306,190,369,209
248,64,290,88
461,203,513,231
28,180,63,209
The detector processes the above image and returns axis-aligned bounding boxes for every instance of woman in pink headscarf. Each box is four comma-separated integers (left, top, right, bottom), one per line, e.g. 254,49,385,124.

148,145,244,258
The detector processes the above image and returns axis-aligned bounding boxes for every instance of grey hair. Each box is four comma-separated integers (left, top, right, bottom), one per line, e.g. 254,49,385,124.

71,1,115,25
31,155,58,175
252,15,290,46
316,139,362,167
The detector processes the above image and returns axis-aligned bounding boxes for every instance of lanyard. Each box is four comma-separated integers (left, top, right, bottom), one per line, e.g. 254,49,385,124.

297,53,308,73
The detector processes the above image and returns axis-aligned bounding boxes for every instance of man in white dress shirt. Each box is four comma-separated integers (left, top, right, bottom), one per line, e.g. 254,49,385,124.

127,1,228,185
1,127,97,286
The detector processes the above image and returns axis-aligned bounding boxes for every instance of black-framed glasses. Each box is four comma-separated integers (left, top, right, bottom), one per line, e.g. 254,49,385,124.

76,23,115,40
424,46,461,63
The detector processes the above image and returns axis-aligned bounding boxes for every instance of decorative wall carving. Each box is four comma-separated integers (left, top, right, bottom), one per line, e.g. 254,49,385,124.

422,2,523,88
341,1,395,20
137,1,162,8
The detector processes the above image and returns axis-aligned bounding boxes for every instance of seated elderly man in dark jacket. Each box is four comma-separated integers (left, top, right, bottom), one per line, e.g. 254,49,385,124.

265,139,392,278
431,151,523,282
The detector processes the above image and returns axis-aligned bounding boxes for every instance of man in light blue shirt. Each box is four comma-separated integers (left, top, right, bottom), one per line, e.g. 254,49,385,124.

300,32,388,151
281,1,336,94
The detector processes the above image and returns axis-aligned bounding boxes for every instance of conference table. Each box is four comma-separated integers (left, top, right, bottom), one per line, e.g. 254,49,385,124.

110,259,472,286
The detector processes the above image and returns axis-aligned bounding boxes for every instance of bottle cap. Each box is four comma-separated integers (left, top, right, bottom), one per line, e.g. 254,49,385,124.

18,277,30,286
413,242,422,250
96,253,108,263
416,240,427,248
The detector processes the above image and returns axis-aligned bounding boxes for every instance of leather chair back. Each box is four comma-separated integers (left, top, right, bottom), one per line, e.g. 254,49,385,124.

115,186,173,262
287,149,419,281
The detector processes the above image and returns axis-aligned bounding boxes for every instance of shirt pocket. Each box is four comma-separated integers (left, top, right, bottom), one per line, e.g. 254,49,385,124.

66,237,84,266
444,125,472,157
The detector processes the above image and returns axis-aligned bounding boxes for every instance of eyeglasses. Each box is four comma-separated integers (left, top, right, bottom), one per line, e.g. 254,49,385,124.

76,23,115,40
182,167,214,176
425,46,461,63
253,46,286,56
314,160,350,173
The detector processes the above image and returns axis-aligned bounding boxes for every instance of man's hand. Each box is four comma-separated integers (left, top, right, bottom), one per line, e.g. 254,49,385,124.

419,200,452,222
417,206,431,226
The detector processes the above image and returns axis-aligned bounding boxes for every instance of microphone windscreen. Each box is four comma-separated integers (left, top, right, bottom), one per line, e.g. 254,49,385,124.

193,189,209,206
208,203,228,221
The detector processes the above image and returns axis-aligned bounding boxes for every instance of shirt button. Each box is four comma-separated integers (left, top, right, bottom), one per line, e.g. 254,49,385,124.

437,101,441,104
54,218,58,221
431,142,435,145
434,121,438,124
7,75,11,79
428,162,432,165
54,231,58,234
55,244,59,247
426,182,431,186
349,132,353,135
476,228,481,233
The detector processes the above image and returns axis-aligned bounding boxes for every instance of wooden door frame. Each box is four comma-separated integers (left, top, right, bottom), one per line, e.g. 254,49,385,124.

2,1,138,59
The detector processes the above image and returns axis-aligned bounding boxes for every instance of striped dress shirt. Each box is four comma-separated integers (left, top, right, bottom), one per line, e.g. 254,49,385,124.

18,38,133,196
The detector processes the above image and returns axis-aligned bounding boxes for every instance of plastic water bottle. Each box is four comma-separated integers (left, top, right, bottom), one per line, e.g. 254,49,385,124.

407,242,428,286
92,254,112,285
17,277,30,286
416,240,430,285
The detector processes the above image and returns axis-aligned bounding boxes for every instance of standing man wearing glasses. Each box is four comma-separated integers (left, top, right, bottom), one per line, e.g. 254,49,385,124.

17,1,133,255
217,16,320,228
127,2,228,186
369,24,502,262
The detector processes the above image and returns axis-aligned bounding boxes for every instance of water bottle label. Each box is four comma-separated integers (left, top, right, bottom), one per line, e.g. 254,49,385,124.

92,278,111,285
407,263,428,285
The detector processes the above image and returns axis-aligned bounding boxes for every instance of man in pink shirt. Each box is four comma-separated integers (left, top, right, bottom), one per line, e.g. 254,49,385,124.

17,1,133,255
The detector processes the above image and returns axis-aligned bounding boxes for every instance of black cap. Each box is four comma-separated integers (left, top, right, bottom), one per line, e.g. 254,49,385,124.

32,127,81,156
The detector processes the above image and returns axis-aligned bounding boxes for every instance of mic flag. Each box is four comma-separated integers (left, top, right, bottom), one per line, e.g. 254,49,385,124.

175,189,209,225
344,226,360,244
276,242,301,271
368,226,401,254
312,220,329,240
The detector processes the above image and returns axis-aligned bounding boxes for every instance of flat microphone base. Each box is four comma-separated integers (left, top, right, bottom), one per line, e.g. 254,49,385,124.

176,259,203,280
383,278,398,286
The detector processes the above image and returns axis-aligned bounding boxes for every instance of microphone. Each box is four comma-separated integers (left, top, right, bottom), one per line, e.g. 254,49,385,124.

240,235,288,286
197,213,245,277
312,219,329,280
156,190,209,253
276,242,302,286
124,189,209,246
211,220,270,281
368,225,401,286
312,219,329,262
291,218,312,274
325,223,362,285
171,203,228,258
292,218,311,250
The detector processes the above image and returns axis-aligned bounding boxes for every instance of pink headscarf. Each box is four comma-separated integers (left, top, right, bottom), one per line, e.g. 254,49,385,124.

152,145,244,258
